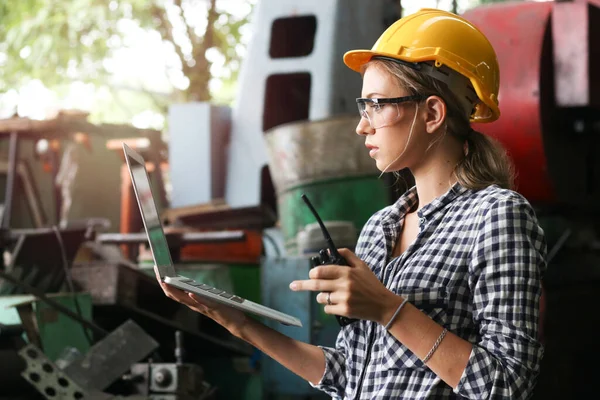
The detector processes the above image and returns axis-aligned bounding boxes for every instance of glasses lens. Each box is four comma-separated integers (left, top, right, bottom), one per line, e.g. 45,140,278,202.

357,100,400,129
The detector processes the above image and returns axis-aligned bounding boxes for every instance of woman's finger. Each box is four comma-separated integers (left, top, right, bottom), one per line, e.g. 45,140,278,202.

336,248,362,266
154,266,176,298
309,265,347,280
290,279,336,292
323,304,350,317
316,291,336,305
160,285,199,308
187,293,209,312
188,293,219,308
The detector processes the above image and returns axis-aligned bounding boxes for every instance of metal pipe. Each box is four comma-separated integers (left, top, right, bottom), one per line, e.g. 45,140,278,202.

2,132,19,229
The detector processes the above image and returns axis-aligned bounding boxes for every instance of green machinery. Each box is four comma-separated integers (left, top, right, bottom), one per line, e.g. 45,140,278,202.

265,116,391,255
0,293,93,361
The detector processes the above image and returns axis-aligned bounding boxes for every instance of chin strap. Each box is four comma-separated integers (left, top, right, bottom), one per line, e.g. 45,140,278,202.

378,102,420,179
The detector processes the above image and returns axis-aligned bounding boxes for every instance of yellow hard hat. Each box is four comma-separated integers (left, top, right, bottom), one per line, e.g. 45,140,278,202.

344,8,500,123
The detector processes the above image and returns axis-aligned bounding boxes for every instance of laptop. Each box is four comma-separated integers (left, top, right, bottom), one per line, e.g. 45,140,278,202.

122,143,302,327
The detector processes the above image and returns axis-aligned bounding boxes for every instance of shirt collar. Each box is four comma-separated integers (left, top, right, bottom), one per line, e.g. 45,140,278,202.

417,182,469,219
381,182,469,227
380,186,418,228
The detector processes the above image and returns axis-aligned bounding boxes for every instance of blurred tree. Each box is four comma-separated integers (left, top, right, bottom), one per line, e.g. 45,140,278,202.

0,0,253,106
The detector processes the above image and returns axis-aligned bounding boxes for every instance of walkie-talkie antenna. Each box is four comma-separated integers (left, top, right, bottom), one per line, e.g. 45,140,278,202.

301,194,338,255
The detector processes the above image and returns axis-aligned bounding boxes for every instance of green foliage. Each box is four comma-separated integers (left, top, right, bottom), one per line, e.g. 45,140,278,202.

1,0,124,91
0,0,254,118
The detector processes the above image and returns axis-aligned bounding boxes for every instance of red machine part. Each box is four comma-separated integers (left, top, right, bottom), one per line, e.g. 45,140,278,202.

463,1,555,204
464,1,600,207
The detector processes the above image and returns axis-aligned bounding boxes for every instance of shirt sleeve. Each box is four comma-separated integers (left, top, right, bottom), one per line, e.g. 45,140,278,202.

454,193,547,399
309,329,348,399
309,212,381,398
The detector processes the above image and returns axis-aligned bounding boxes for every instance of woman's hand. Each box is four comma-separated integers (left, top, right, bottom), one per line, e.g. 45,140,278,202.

289,248,401,324
154,266,248,337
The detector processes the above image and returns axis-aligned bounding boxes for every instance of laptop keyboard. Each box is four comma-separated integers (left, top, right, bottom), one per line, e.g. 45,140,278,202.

176,277,245,303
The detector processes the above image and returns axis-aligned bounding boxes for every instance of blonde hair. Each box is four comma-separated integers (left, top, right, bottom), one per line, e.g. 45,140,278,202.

367,59,515,191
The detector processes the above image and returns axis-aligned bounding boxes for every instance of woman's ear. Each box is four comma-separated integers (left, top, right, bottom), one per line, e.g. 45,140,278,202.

423,96,446,134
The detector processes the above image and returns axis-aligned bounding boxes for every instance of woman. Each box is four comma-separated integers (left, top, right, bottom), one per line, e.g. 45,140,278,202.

155,9,546,399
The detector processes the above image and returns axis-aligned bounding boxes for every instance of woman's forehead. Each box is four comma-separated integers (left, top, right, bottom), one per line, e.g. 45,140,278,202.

361,64,408,97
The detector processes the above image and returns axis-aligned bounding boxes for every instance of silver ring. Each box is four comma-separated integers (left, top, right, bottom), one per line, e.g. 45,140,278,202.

327,292,332,305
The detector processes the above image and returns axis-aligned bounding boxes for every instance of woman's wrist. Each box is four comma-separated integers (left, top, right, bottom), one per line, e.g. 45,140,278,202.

225,315,251,339
378,293,406,326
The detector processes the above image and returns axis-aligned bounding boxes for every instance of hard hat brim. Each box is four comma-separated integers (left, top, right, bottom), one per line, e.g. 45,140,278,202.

344,50,418,73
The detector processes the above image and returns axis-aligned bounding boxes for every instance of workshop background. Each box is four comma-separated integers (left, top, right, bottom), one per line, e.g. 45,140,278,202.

0,0,598,399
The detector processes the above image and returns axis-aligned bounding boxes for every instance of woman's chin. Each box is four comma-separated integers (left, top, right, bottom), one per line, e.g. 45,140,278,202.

375,159,405,173
375,160,393,173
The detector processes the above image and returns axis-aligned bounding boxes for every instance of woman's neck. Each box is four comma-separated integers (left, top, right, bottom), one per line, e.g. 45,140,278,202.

410,138,463,211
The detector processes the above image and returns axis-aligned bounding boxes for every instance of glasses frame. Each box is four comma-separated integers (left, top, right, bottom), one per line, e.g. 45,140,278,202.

356,95,425,129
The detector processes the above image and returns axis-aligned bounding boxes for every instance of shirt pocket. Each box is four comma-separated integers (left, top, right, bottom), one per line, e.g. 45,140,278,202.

379,286,449,371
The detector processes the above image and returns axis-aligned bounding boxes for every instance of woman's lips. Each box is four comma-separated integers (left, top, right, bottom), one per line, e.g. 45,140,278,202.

366,144,379,158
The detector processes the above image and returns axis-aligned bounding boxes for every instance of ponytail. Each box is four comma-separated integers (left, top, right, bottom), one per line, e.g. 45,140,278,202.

455,129,515,190
370,58,515,191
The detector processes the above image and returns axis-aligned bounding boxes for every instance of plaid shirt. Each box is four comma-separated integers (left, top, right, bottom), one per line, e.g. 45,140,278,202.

311,183,546,399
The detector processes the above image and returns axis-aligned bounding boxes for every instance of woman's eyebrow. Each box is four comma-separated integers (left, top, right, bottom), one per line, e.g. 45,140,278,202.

362,92,387,98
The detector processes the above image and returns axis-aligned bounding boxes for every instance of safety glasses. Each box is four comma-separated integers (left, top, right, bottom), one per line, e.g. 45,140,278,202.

356,95,424,129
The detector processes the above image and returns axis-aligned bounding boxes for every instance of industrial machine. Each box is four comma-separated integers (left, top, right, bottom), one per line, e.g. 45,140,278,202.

463,2,600,398
1,0,600,399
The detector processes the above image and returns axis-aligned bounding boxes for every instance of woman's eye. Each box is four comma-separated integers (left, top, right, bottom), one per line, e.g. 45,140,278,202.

368,103,384,112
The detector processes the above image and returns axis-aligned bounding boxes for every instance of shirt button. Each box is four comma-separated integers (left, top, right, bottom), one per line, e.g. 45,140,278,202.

419,217,426,225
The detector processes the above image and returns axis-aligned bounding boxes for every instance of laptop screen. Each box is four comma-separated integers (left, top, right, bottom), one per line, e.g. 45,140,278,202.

125,147,176,278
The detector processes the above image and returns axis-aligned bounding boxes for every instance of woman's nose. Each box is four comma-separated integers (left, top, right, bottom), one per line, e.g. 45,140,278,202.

356,116,374,136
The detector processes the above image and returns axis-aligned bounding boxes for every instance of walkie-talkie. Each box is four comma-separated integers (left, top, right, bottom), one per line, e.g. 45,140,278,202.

301,194,358,327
